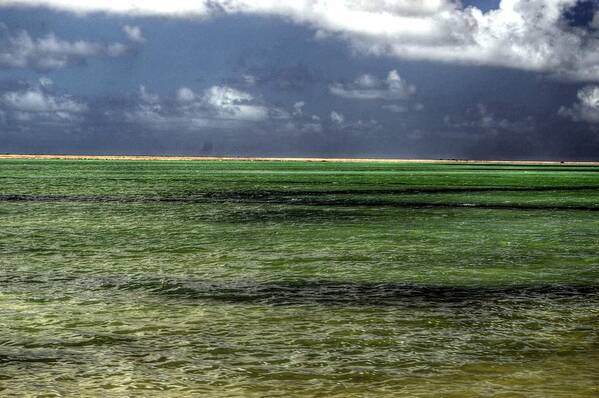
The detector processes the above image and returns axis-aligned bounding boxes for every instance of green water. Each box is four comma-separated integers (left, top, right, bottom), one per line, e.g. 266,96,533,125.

1,160,598,397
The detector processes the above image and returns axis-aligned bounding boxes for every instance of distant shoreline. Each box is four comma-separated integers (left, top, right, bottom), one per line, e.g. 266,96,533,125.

1,154,598,166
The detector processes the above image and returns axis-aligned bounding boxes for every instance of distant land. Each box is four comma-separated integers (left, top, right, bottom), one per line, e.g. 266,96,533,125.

1,154,599,166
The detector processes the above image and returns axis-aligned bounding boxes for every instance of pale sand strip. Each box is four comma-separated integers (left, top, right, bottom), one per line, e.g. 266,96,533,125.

0,154,598,166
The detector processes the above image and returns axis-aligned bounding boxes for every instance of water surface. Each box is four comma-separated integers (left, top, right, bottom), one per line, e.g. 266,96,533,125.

1,160,598,397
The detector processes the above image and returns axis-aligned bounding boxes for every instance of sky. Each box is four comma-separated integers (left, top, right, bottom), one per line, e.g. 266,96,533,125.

1,0,599,160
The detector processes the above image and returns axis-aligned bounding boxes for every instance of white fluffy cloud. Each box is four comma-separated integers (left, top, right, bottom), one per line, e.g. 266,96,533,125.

3,1,599,80
330,70,415,100
203,86,269,121
176,87,195,102
0,28,129,70
38,76,53,88
559,86,599,123
330,111,345,124
382,103,424,113
2,89,85,113
0,86,87,123
122,25,145,43
126,85,272,130
0,0,211,15
139,85,160,104
293,101,305,116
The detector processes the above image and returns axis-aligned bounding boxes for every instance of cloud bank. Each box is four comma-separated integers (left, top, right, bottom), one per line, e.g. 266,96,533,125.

3,1,599,80
123,85,273,130
0,27,130,70
0,81,88,123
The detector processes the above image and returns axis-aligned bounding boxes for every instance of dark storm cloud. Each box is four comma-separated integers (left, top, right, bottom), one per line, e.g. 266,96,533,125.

0,1,599,160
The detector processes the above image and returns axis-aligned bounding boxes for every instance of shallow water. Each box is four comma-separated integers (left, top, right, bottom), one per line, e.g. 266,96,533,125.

1,161,598,396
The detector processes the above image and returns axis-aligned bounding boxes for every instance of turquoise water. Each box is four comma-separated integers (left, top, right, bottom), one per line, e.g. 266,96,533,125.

1,160,598,397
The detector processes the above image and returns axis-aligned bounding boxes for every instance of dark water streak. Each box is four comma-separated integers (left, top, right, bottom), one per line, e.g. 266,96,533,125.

5,273,599,306
2,192,599,211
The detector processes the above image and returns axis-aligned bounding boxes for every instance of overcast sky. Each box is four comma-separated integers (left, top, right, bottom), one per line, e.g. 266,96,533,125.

1,0,599,160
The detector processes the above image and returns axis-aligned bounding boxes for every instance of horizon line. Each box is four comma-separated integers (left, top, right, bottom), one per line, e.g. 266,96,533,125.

1,154,599,166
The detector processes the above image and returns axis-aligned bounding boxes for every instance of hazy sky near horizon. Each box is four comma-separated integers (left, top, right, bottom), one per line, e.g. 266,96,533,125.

1,0,599,159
